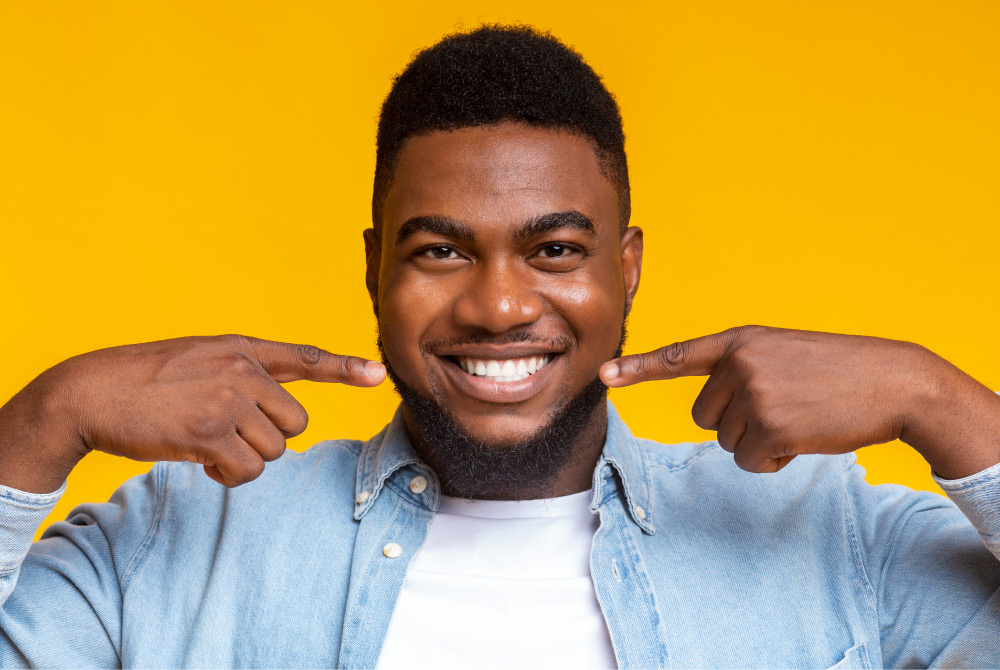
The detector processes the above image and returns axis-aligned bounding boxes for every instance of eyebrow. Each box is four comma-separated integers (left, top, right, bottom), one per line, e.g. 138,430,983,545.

395,210,596,246
396,215,475,245
514,210,596,243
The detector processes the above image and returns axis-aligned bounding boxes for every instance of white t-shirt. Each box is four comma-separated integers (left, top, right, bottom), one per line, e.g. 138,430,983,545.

376,489,617,669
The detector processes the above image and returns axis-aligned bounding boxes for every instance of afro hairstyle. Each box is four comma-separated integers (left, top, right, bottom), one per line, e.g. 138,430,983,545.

372,24,630,233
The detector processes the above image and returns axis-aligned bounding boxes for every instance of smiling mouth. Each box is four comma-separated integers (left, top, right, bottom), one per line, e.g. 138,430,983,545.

450,354,554,383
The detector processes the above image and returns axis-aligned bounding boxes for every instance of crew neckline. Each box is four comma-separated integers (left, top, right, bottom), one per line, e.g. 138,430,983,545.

437,489,593,518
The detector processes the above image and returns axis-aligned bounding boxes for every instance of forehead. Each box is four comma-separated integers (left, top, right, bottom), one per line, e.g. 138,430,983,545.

382,123,619,236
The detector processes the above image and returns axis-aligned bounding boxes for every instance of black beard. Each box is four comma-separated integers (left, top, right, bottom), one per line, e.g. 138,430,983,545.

376,326,625,501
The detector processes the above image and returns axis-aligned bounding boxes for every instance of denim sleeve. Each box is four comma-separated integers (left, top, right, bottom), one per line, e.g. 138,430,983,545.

934,461,1000,561
0,464,164,668
846,457,1000,669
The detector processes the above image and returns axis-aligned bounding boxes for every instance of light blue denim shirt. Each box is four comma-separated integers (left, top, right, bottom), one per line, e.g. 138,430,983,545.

1,401,999,668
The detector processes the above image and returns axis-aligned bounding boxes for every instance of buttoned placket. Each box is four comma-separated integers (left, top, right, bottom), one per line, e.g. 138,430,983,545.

589,460,671,668
339,402,670,669
338,411,440,670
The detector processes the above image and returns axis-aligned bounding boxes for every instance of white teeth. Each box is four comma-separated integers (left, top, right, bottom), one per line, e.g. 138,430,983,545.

455,354,556,382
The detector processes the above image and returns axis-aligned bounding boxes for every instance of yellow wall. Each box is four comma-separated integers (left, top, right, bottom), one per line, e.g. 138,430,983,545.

1,2,997,540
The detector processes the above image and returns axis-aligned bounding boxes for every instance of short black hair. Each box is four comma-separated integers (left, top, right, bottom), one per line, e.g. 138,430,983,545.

372,24,630,233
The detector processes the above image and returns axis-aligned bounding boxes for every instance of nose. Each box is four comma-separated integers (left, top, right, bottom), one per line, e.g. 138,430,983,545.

452,259,544,333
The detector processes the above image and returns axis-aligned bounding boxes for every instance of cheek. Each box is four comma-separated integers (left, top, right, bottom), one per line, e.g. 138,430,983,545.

550,269,625,361
378,268,454,379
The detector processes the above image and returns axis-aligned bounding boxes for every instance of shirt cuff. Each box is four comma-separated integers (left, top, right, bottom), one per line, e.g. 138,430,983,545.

0,480,66,574
934,462,1000,558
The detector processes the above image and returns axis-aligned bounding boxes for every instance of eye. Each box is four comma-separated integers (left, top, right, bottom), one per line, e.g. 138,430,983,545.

420,245,460,260
537,244,570,258
529,242,585,271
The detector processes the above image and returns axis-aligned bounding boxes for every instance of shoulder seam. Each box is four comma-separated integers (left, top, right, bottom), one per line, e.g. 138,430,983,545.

309,439,364,457
644,441,720,472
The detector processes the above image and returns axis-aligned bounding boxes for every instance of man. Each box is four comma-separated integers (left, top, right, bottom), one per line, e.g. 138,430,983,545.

0,24,998,668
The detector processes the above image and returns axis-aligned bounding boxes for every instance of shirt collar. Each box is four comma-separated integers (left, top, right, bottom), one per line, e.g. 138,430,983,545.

591,400,656,534
354,404,427,520
355,400,655,533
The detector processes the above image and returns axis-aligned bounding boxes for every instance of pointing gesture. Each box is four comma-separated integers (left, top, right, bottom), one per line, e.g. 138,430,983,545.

600,325,1000,478
0,335,385,493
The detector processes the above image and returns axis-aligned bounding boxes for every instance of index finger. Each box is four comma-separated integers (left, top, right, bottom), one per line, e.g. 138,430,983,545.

229,335,386,386
600,328,740,388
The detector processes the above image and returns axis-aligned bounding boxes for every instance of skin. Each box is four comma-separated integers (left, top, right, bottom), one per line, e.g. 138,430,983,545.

1,122,998,496
602,327,1000,479
365,123,642,496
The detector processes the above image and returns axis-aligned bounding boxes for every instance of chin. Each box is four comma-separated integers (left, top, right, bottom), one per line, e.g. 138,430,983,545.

442,412,554,447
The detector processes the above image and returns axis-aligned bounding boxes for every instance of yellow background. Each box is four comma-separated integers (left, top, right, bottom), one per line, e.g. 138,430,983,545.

1,2,997,540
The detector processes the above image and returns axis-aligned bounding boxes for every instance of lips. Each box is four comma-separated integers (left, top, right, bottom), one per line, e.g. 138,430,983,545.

456,354,552,382
436,352,561,404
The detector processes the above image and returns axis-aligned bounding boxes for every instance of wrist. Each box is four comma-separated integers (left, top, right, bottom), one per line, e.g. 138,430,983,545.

0,370,88,494
898,351,1000,480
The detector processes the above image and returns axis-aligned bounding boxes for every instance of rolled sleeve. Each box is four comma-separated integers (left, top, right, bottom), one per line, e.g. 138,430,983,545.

935,461,1000,560
0,481,65,603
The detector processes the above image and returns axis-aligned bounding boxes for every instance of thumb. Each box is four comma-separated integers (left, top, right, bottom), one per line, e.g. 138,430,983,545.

600,330,738,388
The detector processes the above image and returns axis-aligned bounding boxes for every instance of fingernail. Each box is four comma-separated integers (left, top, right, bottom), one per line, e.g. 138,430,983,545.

365,361,386,380
603,363,620,381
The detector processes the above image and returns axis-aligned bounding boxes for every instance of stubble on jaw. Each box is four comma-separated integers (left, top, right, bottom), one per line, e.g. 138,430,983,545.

376,323,625,501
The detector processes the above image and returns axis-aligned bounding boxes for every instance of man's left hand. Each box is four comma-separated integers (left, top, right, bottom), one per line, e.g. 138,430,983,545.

600,326,1000,478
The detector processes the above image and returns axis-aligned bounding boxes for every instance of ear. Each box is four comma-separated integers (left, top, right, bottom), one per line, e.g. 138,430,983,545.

363,228,381,314
620,226,643,315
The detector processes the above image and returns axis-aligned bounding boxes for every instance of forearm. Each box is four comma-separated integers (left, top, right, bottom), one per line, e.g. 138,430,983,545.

0,370,86,494
900,352,1000,480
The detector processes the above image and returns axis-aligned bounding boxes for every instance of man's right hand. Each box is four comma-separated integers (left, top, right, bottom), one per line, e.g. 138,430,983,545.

0,335,386,493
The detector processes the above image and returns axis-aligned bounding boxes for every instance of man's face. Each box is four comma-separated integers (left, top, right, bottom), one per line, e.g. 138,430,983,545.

366,122,642,447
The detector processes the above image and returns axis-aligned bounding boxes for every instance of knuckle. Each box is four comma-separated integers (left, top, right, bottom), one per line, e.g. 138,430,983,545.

691,402,713,431
736,324,766,339
230,448,265,483
654,342,685,370
263,436,287,461
226,354,258,376
245,451,267,476
690,400,703,425
295,344,324,368
732,447,754,471
772,436,799,458
229,461,265,486
744,379,770,404
209,382,240,406
756,411,788,435
728,346,756,370
341,355,365,376
733,446,768,473
287,405,309,436
221,333,253,348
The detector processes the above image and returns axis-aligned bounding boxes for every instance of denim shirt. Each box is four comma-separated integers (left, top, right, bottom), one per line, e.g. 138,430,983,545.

1,401,999,668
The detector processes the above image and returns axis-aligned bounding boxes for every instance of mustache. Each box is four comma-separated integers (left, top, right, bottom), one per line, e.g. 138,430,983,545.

418,330,572,356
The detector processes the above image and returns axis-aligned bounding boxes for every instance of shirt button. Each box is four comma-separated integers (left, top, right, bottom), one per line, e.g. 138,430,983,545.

409,476,428,494
356,490,370,504
634,505,646,520
383,542,403,558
